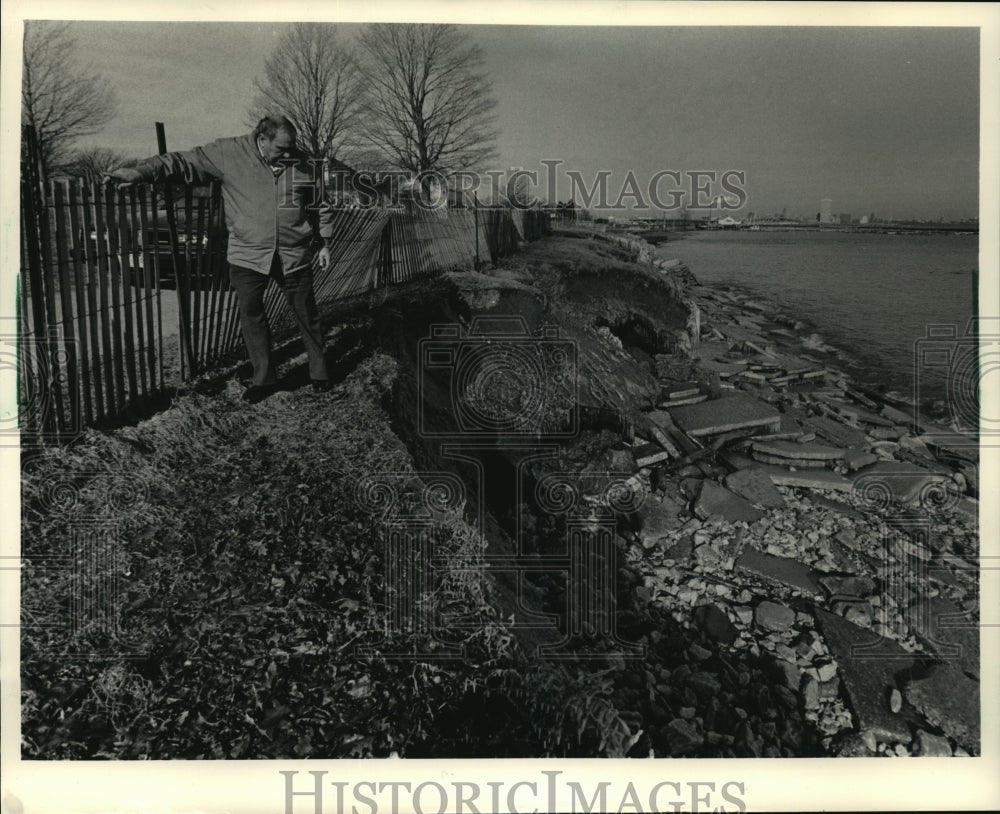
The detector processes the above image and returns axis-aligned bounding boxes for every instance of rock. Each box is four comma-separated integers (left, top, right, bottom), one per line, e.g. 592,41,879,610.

754,600,796,632
664,718,704,755
905,664,980,753
861,730,878,753
814,608,916,745
776,659,801,691
693,542,725,569
894,743,910,757
608,447,637,473
689,671,722,699
834,732,875,756
832,598,874,628
914,729,952,757
819,574,876,598
662,535,694,561
724,466,787,508
736,547,821,595
889,688,902,713
692,603,739,646
688,643,713,662
816,662,838,683
667,392,782,438
802,675,820,710
693,480,763,523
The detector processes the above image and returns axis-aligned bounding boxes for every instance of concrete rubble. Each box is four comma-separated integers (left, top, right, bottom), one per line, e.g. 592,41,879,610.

580,235,981,758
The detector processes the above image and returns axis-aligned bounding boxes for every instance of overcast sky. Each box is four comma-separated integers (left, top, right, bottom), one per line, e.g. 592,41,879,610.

32,21,984,220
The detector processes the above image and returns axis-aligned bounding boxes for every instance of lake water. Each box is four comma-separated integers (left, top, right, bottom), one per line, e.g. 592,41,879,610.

659,230,979,403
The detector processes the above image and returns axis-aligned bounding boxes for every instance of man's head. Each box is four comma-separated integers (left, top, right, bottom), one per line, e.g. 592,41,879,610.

253,115,297,166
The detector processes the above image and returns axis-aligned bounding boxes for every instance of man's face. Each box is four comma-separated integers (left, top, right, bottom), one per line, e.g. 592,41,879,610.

258,129,295,166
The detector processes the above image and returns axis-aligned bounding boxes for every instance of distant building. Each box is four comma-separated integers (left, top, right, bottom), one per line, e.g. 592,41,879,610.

820,197,834,224
839,213,852,225
859,214,869,225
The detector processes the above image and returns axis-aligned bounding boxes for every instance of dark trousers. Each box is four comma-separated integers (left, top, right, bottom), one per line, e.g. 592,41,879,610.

229,254,329,386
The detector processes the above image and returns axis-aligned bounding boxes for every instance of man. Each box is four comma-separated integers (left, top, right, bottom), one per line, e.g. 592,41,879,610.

108,115,333,403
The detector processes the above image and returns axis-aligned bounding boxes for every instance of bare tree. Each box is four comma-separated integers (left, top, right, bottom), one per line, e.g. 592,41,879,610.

60,146,136,183
21,21,118,178
248,23,365,161
356,24,499,179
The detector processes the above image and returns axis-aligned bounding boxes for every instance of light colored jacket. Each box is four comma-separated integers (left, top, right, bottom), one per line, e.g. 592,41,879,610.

134,133,333,274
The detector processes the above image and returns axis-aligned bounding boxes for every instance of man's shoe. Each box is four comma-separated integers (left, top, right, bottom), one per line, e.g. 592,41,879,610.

242,384,278,404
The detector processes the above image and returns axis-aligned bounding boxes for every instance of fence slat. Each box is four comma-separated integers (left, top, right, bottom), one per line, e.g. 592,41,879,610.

114,187,140,405
18,178,56,438
80,184,107,421
52,181,81,431
126,188,152,396
67,181,95,426
142,188,168,390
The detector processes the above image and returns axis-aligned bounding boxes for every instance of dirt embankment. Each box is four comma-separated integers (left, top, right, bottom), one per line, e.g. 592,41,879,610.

20,231,979,759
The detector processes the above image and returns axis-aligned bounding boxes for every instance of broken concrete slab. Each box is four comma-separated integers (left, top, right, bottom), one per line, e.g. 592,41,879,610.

814,608,917,745
638,493,687,545
905,596,979,680
724,467,787,508
751,440,845,462
719,450,758,471
736,547,820,595
694,480,763,523
800,414,868,448
752,451,829,468
904,663,980,753
668,393,782,438
635,444,670,468
756,465,854,492
842,449,879,471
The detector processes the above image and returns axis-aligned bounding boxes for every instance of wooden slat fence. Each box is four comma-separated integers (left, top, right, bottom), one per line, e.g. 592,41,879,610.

18,165,550,443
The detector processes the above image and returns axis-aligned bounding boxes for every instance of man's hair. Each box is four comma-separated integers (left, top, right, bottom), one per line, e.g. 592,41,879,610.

253,115,297,142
